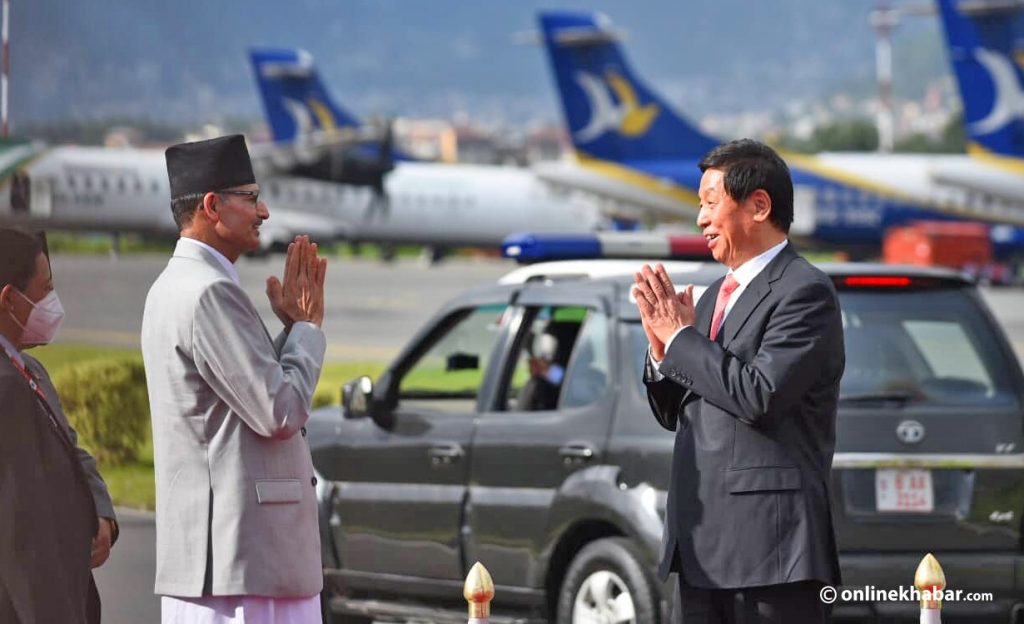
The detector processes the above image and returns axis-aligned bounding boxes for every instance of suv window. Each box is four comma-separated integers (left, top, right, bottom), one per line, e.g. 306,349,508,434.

505,306,590,411
839,289,1017,406
562,309,611,408
398,303,509,414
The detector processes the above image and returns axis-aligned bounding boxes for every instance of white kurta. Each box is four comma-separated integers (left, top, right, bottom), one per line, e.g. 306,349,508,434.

161,595,321,624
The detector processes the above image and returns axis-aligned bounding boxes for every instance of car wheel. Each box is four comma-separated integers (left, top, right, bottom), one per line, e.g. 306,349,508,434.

556,537,659,624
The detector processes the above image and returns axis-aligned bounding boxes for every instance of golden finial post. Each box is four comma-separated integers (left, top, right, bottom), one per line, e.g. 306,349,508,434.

915,553,946,624
464,561,495,623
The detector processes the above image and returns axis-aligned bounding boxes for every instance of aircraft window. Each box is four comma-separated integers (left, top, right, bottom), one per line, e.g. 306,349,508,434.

84,177,93,191
67,175,76,189
151,180,160,194
117,177,126,193
100,177,109,192
134,179,143,193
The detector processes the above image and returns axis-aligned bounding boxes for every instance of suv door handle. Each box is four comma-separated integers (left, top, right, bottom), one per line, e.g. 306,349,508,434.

429,442,465,466
559,443,596,464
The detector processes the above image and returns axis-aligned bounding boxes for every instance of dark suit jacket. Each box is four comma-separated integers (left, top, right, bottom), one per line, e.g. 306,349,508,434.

645,244,844,589
0,360,100,624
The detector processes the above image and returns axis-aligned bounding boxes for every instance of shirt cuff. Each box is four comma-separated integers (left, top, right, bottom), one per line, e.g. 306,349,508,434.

648,325,689,380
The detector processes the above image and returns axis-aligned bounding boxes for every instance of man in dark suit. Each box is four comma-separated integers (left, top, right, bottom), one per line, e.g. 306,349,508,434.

0,227,110,623
634,139,844,624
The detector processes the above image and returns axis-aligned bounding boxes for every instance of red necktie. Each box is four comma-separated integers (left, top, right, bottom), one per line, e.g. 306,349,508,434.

709,273,740,341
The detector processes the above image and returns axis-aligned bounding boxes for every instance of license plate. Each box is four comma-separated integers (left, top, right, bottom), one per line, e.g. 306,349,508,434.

875,468,934,513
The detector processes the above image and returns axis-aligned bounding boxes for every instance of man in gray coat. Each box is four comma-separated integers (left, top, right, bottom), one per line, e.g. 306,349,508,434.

141,135,328,623
635,140,843,624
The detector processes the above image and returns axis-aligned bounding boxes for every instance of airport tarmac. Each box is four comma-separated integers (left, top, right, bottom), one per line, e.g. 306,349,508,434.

50,252,513,362
50,252,1024,363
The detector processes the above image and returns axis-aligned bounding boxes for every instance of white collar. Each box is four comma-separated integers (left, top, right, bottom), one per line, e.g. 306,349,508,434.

179,237,240,286
728,239,789,287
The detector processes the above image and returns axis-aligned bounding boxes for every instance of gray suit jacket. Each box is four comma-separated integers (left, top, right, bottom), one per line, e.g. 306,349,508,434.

645,244,844,589
141,240,326,598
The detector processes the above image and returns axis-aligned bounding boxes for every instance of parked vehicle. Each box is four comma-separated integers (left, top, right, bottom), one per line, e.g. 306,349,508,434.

310,246,1024,623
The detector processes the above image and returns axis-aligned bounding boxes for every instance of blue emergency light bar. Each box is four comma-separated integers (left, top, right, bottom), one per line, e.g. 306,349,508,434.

503,232,712,263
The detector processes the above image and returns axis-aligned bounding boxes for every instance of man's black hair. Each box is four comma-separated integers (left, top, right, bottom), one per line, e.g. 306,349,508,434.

698,139,793,233
0,227,44,291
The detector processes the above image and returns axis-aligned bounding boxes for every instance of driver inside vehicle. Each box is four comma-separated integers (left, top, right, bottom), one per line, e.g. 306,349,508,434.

517,332,564,411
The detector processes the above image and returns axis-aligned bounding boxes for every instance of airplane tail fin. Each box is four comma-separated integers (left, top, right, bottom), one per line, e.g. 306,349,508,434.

936,0,1024,158
537,11,718,163
249,48,362,143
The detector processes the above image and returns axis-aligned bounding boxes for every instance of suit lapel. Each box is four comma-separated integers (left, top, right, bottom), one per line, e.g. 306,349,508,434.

173,239,276,347
720,276,770,347
720,244,798,348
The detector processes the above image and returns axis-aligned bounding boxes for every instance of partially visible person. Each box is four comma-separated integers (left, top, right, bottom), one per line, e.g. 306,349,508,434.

0,226,118,624
141,135,328,624
517,332,563,411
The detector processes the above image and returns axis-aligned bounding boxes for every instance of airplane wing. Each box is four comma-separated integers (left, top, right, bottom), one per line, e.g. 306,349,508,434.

247,127,385,178
531,159,698,223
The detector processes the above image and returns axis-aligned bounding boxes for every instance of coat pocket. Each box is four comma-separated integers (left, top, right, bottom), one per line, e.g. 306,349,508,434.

255,479,303,504
725,467,801,494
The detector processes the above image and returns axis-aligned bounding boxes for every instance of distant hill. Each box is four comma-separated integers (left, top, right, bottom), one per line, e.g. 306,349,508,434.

13,0,949,129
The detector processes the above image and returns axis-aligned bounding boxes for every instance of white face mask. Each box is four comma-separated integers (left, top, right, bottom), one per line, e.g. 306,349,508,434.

10,290,65,347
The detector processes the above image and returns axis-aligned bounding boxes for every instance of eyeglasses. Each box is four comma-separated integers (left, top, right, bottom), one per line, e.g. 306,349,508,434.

216,189,260,206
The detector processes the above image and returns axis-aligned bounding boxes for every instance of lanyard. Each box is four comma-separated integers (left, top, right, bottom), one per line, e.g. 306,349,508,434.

3,347,72,446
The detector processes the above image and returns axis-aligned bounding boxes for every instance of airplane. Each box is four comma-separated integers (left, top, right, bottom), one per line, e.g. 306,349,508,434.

936,0,1024,165
246,47,640,256
0,47,612,257
536,5,1024,263
0,138,344,252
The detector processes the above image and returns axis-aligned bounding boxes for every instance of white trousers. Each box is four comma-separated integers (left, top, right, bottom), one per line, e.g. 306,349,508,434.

161,595,322,624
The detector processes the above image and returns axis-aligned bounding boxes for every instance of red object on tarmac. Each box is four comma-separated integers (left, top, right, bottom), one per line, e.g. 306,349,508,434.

882,221,992,271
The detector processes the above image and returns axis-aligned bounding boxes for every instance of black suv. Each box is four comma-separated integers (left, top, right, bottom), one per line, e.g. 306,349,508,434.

309,260,1024,623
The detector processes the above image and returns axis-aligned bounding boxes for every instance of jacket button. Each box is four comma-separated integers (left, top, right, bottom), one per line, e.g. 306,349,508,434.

301,427,307,437
311,476,318,487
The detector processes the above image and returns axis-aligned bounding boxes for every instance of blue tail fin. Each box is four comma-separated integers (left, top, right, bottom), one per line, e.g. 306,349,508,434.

537,11,718,163
249,48,362,143
936,0,1024,158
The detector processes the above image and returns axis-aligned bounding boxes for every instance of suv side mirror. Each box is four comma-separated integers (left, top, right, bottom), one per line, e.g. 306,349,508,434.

446,352,479,371
341,376,374,420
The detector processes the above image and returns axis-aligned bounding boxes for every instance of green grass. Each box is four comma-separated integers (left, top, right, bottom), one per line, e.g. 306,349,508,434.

45,232,175,255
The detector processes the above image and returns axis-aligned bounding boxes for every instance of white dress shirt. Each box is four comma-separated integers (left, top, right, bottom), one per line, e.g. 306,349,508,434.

651,239,789,373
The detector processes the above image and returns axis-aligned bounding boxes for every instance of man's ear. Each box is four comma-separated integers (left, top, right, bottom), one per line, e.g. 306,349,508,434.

750,189,773,224
0,284,16,313
200,192,220,223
